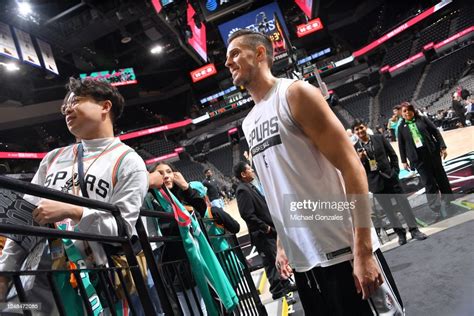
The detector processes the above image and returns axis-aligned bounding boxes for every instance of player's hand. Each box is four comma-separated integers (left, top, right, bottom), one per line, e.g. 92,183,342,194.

149,171,164,189
0,276,10,302
402,163,410,171
440,148,448,160
32,199,83,225
173,172,189,190
353,254,384,300
276,246,293,280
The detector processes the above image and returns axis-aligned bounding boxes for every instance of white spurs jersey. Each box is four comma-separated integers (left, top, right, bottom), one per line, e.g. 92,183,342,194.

0,137,148,279
242,78,379,271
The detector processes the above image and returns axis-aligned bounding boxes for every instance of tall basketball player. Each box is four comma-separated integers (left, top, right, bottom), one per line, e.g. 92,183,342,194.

225,29,404,315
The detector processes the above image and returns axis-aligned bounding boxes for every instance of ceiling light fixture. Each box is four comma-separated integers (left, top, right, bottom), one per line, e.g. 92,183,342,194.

18,1,32,16
121,32,132,44
0,62,20,72
150,45,164,54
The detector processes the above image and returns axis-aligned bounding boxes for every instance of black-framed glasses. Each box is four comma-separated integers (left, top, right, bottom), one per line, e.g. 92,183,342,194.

60,95,83,115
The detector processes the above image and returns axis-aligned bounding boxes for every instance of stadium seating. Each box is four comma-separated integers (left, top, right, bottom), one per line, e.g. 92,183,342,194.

415,44,473,108
173,159,205,182
428,75,474,113
382,38,413,67
339,92,372,124
414,15,451,52
142,138,177,157
378,63,425,125
207,145,234,177
451,5,474,35
334,83,360,98
136,148,155,161
329,106,352,129
208,132,230,149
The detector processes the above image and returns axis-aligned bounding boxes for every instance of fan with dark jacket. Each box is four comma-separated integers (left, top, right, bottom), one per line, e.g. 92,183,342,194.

233,161,296,302
397,102,453,219
352,119,427,245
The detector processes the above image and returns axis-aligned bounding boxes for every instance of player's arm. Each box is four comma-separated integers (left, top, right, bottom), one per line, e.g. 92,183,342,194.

287,81,383,299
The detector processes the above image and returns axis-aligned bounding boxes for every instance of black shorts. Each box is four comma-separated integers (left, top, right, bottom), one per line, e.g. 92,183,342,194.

294,249,404,316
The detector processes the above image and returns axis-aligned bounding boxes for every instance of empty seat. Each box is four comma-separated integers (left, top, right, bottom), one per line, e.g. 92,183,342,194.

339,92,372,124
207,145,233,177
382,38,413,67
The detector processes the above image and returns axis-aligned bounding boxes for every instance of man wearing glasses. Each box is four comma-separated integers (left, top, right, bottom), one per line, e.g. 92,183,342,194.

0,78,148,315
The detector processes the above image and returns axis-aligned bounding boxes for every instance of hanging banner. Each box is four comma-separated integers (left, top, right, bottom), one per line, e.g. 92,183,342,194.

37,39,59,75
0,22,19,60
14,28,41,67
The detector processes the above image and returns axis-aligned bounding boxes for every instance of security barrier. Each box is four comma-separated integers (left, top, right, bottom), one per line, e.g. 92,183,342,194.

0,175,266,315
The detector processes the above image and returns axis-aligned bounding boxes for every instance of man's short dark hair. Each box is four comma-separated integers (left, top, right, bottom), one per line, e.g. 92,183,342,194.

204,169,211,174
351,119,366,131
233,161,249,180
393,105,401,111
227,29,274,68
65,77,124,123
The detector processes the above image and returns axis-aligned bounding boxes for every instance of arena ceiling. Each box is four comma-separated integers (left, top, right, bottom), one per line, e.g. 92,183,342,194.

0,0,438,115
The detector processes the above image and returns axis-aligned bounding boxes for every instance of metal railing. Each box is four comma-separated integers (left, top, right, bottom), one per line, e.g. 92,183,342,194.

0,175,156,316
0,175,266,315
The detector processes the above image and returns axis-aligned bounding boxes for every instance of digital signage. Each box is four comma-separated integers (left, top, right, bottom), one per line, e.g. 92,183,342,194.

218,2,290,62
80,67,137,86
294,0,315,19
190,63,217,83
187,3,207,62
199,0,253,22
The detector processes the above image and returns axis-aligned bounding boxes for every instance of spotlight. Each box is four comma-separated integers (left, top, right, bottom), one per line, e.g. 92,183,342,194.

0,62,20,71
18,1,32,16
121,32,132,44
150,45,163,54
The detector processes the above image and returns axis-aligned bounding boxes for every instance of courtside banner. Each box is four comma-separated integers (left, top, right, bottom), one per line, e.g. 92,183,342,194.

0,22,19,60
0,188,42,252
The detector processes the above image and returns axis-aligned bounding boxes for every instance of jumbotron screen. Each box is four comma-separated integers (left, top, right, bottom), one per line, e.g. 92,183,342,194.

79,67,138,86
218,2,290,62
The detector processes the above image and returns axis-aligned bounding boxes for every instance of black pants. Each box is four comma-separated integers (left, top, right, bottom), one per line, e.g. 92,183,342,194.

389,128,396,142
415,147,453,211
374,177,418,231
252,232,291,298
294,249,403,316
